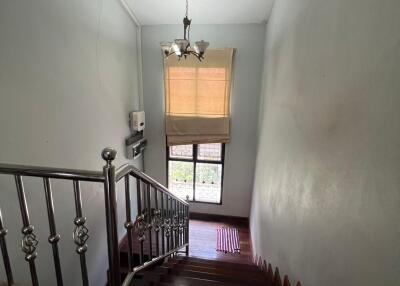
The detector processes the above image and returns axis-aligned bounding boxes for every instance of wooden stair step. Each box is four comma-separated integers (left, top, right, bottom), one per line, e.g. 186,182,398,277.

128,278,149,286
135,270,255,286
160,267,266,286
164,261,265,277
176,256,257,267
159,275,251,286
135,267,170,283
174,257,259,271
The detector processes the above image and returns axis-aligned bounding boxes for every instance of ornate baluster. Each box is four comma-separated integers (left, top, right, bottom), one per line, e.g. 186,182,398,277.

182,203,186,246
177,202,181,247
73,180,89,286
15,175,39,286
134,213,146,253
0,208,14,286
160,192,165,255
178,203,184,247
136,178,145,264
184,197,189,255
102,148,120,286
134,215,145,240
152,189,160,257
173,200,179,250
146,184,152,261
164,196,171,252
124,175,134,271
168,197,174,251
177,201,181,248
170,199,174,251
43,178,63,286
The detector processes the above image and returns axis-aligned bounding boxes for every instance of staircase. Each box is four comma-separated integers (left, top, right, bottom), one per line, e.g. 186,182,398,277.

0,148,289,286
129,256,269,286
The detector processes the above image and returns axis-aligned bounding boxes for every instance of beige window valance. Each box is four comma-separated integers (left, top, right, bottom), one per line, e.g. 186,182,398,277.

164,48,235,146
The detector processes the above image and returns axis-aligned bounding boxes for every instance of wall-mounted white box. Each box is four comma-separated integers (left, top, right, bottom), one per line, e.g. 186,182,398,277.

129,111,145,132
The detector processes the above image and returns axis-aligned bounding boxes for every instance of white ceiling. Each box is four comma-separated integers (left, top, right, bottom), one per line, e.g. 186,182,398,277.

126,0,275,25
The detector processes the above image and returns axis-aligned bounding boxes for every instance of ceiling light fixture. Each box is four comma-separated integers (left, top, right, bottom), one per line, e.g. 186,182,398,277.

160,0,209,61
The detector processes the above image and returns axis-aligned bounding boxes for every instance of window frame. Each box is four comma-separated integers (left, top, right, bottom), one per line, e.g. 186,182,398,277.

166,143,226,205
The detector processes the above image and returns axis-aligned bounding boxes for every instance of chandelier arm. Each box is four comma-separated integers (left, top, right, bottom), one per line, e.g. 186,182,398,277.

189,51,199,56
189,51,203,61
167,51,177,57
185,42,190,54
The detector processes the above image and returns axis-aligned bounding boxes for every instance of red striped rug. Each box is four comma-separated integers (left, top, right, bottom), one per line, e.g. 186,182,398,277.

216,228,241,254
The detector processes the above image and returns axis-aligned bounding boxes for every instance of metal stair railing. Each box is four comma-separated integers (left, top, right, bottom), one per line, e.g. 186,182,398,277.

0,147,189,286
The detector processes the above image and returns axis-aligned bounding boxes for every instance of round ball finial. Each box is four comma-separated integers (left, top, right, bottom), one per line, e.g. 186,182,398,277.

102,147,117,164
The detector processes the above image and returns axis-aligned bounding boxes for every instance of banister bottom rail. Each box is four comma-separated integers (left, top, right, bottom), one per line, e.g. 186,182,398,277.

121,243,189,286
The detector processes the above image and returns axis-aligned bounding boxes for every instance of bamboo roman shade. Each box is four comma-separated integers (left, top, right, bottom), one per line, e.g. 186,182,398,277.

164,48,234,146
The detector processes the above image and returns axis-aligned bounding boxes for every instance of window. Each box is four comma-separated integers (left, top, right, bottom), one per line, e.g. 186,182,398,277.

167,143,225,204
163,49,233,204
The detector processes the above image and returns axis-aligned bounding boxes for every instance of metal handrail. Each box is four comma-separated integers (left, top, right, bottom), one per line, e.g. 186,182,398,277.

0,163,105,182
0,148,190,286
116,164,189,206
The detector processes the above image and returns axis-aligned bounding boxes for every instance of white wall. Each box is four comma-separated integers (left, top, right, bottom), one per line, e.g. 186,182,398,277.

0,0,141,285
250,0,400,285
141,24,266,217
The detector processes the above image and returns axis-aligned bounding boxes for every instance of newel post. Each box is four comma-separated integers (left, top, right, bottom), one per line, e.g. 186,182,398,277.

102,148,121,286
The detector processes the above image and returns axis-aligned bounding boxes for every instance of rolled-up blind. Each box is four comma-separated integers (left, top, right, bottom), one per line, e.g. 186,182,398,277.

164,48,234,146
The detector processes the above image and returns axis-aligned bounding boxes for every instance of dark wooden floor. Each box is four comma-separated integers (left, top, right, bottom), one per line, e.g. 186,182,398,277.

188,219,252,264
120,217,253,265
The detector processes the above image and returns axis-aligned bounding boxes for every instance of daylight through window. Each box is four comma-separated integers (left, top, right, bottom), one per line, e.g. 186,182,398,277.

167,143,225,204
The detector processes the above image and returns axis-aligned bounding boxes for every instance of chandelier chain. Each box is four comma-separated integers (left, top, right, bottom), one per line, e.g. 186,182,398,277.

185,0,189,18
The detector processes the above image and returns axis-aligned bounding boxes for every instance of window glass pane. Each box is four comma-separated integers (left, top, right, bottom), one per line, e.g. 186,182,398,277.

170,145,193,159
168,161,194,200
197,143,222,161
195,163,222,203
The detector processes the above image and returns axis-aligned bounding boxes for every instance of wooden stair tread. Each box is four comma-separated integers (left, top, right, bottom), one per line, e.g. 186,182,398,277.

177,256,258,266
165,261,265,276
160,267,266,285
128,279,148,286
175,258,259,271
186,255,254,265
161,275,255,286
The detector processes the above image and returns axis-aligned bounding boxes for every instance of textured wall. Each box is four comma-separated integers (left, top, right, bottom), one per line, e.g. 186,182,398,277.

141,24,266,217
0,0,141,285
250,0,400,285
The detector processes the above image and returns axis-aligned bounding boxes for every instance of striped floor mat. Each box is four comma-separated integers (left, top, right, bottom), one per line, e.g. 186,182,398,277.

216,228,241,254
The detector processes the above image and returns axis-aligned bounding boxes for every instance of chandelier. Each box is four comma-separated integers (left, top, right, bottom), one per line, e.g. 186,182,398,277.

160,0,209,61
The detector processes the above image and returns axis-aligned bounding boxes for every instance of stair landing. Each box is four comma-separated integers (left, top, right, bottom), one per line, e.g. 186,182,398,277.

188,218,252,265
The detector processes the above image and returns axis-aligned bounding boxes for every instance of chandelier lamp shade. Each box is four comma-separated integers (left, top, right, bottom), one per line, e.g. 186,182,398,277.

160,0,210,61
